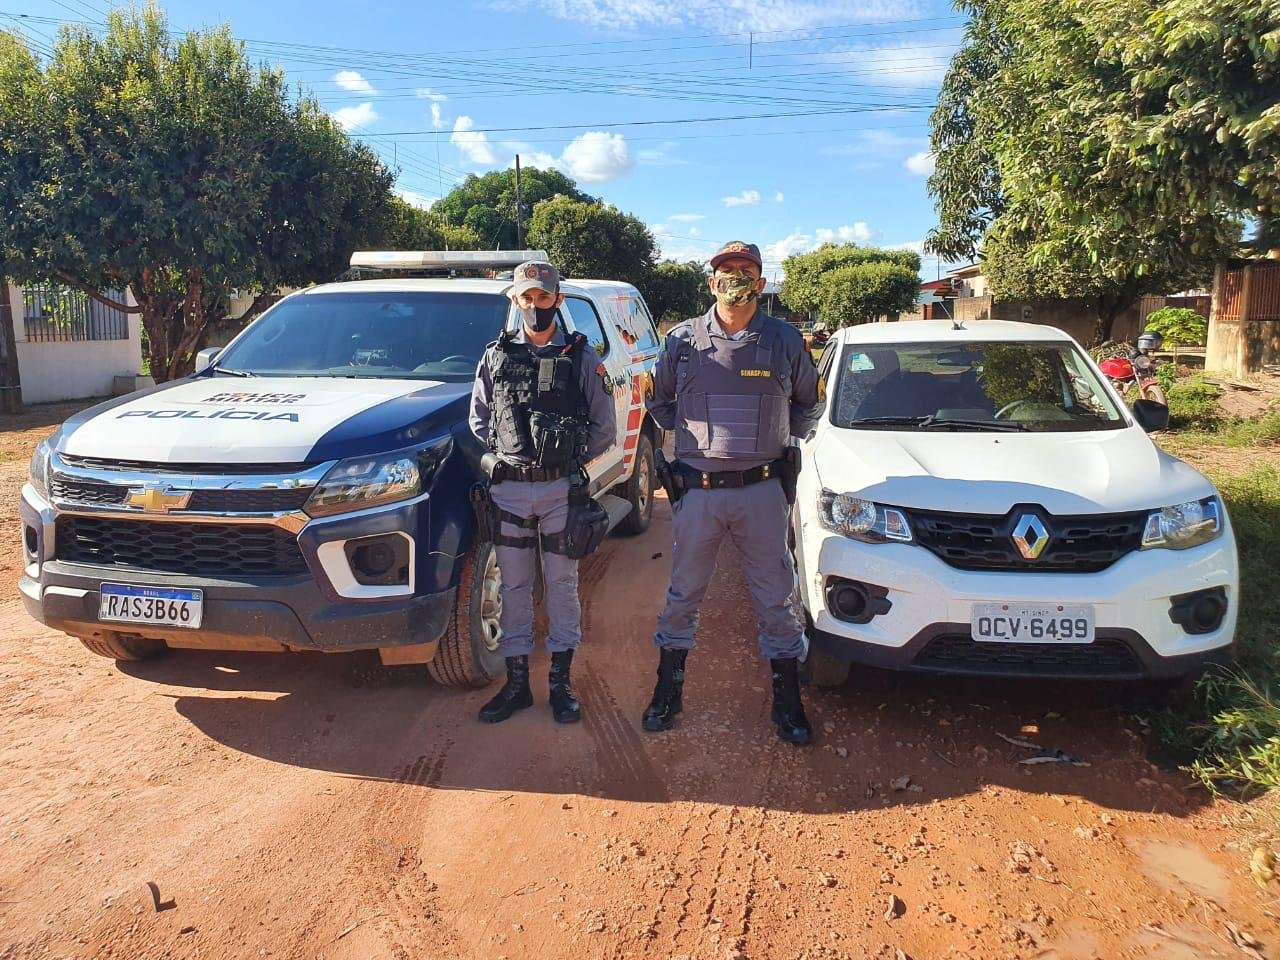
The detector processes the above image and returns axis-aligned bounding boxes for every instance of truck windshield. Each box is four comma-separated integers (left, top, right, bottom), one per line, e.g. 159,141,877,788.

213,291,510,381
833,340,1127,432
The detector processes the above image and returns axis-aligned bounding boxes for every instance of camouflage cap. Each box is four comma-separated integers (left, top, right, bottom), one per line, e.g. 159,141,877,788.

709,240,762,272
509,260,561,296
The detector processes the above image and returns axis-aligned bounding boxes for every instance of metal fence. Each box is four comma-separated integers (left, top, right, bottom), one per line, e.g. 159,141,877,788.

22,283,129,342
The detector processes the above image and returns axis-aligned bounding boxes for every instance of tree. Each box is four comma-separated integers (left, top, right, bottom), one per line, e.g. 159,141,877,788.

0,8,399,380
527,196,656,290
643,260,710,326
381,197,483,252
780,244,921,326
1144,307,1208,361
436,168,596,250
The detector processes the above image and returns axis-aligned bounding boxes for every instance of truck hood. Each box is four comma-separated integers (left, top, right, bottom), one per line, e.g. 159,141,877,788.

59,375,474,464
812,426,1216,515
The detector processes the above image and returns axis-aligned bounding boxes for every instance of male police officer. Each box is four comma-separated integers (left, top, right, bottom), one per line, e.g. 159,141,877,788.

469,260,617,724
643,241,823,744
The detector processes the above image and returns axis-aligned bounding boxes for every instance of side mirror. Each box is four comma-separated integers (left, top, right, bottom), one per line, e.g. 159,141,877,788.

195,347,221,373
1132,398,1170,433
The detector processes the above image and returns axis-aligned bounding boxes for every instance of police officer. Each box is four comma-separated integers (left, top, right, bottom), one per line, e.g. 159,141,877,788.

469,260,617,724
643,241,823,744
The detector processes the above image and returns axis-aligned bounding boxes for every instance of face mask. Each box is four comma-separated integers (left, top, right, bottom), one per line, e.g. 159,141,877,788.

713,270,760,307
517,302,559,332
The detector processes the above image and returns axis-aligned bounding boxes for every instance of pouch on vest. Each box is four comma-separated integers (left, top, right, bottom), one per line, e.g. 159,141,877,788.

530,410,579,470
542,484,609,559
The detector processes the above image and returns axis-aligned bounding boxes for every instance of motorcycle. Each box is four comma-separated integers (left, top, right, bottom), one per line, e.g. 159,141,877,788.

1097,330,1168,406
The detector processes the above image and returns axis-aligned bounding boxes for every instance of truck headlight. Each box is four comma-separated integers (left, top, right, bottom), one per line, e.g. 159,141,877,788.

305,438,451,518
1141,495,1223,550
818,489,913,544
29,435,55,499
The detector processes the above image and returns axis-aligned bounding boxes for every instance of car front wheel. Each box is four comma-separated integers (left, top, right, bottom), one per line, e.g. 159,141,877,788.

427,539,507,688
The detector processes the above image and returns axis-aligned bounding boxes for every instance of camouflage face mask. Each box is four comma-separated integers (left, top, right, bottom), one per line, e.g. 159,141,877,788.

713,270,760,307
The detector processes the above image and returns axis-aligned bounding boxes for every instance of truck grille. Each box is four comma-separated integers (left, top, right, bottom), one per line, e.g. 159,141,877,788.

48,477,311,513
55,516,308,577
914,636,1142,677
905,507,1146,573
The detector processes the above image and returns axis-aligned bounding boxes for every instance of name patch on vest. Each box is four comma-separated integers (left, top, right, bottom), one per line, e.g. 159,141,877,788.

739,369,772,378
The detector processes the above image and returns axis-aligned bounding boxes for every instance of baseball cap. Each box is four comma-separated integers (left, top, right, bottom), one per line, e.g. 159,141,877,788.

509,260,561,296
709,241,763,272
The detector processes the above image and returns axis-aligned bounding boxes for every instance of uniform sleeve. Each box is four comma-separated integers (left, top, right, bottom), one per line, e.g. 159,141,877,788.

788,334,824,439
469,351,494,447
580,354,617,461
646,331,682,430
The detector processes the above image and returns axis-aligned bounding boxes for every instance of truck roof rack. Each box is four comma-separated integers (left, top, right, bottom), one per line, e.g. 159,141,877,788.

341,249,550,280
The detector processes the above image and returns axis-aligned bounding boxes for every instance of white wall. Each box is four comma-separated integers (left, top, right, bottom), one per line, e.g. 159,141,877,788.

11,285,145,405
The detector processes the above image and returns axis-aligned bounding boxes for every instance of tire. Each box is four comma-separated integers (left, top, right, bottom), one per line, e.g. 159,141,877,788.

1140,382,1168,406
427,539,507,688
615,432,655,536
803,645,852,687
79,634,168,662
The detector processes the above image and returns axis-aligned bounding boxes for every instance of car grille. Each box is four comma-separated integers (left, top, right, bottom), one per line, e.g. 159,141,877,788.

49,477,311,512
58,454,315,475
914,635,1143,677
55,516,308,577
905,507,1146,573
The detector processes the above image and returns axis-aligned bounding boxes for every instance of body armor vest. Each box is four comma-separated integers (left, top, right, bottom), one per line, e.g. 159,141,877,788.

487,331,590,470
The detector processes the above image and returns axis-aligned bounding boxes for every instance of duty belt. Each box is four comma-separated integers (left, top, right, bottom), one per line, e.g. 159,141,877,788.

674,460,784,491
490,460,572,483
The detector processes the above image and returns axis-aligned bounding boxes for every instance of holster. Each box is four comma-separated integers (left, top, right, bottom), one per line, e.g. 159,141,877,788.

778,445,801,506
470,482,497,542
654,448,688,504
542,482,609,560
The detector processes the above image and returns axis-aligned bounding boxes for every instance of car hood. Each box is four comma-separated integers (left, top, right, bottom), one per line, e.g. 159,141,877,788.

812,426,1216,515
58,375,474,464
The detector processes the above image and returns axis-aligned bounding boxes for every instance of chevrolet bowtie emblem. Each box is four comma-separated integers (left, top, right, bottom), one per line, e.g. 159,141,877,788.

126,487,192,513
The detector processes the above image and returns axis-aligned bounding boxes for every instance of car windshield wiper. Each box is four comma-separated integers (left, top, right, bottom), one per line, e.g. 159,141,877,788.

212,365,254,378
847,415,932,428
920,417,1029,432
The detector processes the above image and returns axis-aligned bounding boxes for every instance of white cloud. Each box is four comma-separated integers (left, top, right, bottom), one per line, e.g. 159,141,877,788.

763,231,819,265
815,223,874,244
775,191,785,203
560,131,634,183
330,102,378,132
762,223,880,269
414,87,448,102
430,103,444,130
905,150,936,176
668,213,705,223
451,115,497,165
636,141,689,167
688,226,701,237
395,189,437,209
334,70,376,95
820,129,928,157
722,189,762,208
516,0,919,34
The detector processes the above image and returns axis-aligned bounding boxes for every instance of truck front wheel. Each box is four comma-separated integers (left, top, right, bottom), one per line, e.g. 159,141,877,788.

427,539,507,688
79,634,168,662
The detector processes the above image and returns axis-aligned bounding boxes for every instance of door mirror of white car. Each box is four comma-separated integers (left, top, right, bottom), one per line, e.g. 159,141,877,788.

1131,398,1170,433
195,347,221,373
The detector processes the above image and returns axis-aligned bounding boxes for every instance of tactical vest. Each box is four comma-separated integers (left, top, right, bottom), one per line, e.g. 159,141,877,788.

673,315,792,463
487,331,590,470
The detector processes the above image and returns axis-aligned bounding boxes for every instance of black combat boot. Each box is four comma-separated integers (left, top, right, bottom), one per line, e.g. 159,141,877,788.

769,658,813,745
548,650,581,724
642,648,688,732
478,655,533,723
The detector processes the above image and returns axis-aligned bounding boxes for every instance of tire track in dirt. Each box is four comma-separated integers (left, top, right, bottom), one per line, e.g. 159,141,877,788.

579,663,665,804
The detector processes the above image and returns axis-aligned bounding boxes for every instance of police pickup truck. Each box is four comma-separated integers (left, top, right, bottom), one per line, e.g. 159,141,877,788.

19,251,663,687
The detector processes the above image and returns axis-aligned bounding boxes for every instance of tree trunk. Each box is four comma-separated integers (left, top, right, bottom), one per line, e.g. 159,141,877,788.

132,269,184,383
1091,291,1137,347
0,277,23,414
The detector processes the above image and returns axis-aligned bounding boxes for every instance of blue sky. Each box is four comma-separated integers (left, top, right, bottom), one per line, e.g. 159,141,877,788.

11,0,966,279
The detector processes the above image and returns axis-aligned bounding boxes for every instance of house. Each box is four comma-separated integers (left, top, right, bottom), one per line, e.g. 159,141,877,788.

947,263,988,299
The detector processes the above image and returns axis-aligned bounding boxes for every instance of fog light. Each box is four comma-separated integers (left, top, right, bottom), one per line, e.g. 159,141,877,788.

353,542,396,577
344,534,410,587
824,577,892,625
23,525,37,558
1169,587,1228,636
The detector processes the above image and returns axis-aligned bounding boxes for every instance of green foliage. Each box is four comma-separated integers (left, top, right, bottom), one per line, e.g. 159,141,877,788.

642,260,710,326
780,244,921,327
1145,307,1208,348
1165,375,1222,429
380,197,482,252
0,7,397,380
526,196,655,290
435,168,595,250
978,344,1060,410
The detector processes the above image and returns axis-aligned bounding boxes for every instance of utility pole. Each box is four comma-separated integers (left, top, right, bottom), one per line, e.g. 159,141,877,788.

748,32,753,69
514,154,524,249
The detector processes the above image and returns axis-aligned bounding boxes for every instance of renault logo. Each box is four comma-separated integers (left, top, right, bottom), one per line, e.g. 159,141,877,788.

1011,514,1050,560
125,487,192,513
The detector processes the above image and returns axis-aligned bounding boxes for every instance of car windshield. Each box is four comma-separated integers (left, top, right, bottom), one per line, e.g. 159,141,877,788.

832,340,1126,433
213,291,511,382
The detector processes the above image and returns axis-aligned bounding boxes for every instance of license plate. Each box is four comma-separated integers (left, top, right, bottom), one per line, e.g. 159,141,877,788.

99,583,203,629
971,603,1094,644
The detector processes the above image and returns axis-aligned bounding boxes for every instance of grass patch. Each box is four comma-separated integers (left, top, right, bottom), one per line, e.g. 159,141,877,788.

1165,374,1224,429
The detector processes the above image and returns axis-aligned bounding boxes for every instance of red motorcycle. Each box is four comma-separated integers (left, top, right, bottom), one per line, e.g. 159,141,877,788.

1098,331,1168,405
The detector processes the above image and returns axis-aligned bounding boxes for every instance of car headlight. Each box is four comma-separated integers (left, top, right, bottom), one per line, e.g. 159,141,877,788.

1141,495,1223,550
305,438,451,518
29,435,55,499
818,489,913,543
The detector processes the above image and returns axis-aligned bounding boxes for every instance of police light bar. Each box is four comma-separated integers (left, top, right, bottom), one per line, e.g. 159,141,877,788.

348,250,549,271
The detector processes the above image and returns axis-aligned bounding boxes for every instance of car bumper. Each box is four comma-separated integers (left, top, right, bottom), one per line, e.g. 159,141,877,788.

19,484,454,654
800,528,1238,680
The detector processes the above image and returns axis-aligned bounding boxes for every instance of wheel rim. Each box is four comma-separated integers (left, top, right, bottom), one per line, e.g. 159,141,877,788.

638,449,653,514
479,547,503,653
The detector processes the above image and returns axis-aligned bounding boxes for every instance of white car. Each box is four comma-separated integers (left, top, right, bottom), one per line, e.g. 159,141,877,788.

794,320,1238,686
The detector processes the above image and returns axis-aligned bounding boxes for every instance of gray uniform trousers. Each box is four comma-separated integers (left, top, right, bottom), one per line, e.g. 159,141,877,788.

654,477,807,660
490,477,581,658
